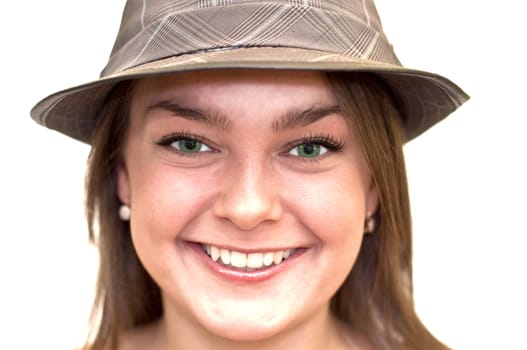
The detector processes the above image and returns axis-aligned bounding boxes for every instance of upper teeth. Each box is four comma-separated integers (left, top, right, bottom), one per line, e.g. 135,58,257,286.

203,244,294,270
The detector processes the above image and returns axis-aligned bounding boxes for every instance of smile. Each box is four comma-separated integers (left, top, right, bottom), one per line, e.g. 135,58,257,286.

202,244,296,271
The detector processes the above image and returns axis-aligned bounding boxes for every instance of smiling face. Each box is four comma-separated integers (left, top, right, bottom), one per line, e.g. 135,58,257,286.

117,69,378,345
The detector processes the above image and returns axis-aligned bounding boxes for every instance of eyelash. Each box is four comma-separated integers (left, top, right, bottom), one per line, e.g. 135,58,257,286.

156,131,344,158
156,131,213,156
285,134,344,156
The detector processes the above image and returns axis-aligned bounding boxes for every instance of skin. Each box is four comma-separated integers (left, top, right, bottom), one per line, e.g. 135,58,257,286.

117,69,378,350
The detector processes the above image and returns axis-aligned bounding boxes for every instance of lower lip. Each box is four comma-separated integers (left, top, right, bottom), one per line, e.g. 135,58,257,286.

188,243,304,282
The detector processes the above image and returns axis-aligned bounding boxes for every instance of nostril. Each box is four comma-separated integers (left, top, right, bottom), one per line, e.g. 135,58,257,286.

213,191,283,231
213,161,283,230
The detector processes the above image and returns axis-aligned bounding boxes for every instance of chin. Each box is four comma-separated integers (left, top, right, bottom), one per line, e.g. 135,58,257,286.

196,308,296,342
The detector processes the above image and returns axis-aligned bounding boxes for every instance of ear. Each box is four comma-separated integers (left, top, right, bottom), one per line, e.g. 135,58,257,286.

116,163,131,205
365,180,379,218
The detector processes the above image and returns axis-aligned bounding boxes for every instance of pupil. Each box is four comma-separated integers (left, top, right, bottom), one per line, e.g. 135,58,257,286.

299,143,320,157
182,140,198,151
303,143,315,155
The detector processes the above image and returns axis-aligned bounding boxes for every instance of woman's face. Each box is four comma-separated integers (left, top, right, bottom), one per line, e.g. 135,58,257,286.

118,70,378,341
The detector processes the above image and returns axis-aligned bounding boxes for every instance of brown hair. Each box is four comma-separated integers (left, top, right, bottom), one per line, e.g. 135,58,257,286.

84,82,161,350
327,72,449,349
83,72,449,350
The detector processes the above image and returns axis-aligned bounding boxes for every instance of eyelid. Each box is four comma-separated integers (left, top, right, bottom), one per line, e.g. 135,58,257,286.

156,131,217,154
288,144,328,158
282,134,344,164
284,134,344,153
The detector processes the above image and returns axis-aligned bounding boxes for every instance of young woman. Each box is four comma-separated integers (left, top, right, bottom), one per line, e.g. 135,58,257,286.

31,1,468,349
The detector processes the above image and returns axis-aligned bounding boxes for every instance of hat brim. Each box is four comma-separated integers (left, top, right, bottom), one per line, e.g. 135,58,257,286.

31,47,469,143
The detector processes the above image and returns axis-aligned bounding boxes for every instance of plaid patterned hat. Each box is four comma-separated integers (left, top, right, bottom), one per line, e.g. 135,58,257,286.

31,0,468,143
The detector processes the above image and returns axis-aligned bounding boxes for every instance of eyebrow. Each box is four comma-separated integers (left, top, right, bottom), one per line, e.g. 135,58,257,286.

271,105,342,132
145,101,341,131
145,101,232,130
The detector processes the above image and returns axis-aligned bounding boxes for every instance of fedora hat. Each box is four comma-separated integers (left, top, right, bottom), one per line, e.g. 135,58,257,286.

31,0,468,143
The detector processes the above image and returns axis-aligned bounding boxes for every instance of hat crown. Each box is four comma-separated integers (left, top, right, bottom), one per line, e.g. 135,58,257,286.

103,0,400,76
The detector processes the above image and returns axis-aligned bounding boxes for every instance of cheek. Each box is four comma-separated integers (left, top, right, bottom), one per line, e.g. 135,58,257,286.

282,173,367,297
128,162,216,240
284,171,367,246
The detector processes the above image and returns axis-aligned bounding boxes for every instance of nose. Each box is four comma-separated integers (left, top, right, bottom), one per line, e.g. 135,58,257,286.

213,158,283,230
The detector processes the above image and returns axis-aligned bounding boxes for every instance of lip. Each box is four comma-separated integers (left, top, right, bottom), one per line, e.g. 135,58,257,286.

188,242,305,282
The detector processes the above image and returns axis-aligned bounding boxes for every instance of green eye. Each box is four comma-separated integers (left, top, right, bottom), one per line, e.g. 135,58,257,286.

290,143,326,158
172,139,211,153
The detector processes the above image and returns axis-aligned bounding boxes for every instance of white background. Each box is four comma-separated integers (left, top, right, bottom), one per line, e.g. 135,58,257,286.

1,1,526,349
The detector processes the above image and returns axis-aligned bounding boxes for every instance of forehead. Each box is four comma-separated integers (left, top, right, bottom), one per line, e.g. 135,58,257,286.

131,69,337,106
129,69,345,134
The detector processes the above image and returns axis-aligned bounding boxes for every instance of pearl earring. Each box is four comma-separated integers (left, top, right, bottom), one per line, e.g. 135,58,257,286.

364,215,376,234
119,204,131,221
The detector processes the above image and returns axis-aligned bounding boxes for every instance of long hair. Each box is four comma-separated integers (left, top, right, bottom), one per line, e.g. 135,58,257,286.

327,72,449,350
83,72,449,350
84,82,162,350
